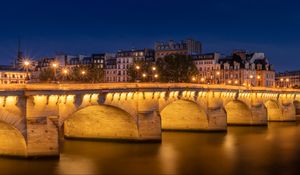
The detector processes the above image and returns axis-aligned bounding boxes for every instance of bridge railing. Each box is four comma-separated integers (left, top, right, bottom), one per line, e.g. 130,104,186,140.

0,83,300,93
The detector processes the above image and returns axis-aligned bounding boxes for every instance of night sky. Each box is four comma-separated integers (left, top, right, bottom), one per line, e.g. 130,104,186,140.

0,0,299,71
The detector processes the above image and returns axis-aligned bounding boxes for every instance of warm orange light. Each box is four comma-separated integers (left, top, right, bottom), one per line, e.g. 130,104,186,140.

192,77,196,82
52,62,58,68
152,66,156,71
154,74,159,78
81,71,86,75
257,75,261,80
24,60,30,66
63,69,68,74
234,80,238,84
136,65,140,70
142,73,147,77
216,71,220,76
228,80,232,84
286,78,289,82
200,78,205,82
280,78,284,82
249,75,254,79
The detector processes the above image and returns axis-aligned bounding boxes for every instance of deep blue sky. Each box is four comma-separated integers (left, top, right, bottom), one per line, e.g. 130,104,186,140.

0,0,299,71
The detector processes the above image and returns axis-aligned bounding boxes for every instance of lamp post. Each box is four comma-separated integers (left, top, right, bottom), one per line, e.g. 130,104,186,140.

249,75,254,87
216,71,220,84
152,66,156,82
81,70,86,82
23,60,30,81
135,65,140,82
51,62,58,82
154,74,159,82
62,68,68,82
142,73,147,82
280,78,284,87
257,75,261,87
286,78,290,88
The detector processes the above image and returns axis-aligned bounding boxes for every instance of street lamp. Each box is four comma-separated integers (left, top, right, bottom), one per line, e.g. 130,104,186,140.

23,60,30,81
152,66,156,71
200,77,205,83
192,76,196,82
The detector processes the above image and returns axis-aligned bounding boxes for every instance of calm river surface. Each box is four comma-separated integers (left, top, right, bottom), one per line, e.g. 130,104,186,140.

1,122,300,175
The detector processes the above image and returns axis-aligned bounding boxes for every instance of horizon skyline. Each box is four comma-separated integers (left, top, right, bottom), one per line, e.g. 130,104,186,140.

0,36,297,73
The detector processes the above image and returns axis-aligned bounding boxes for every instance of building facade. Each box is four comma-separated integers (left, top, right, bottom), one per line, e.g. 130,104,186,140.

114,49,155,82
193,53,221,84
0,65,29,84
155,39,202,59
276,71,300,88
193,51,275,87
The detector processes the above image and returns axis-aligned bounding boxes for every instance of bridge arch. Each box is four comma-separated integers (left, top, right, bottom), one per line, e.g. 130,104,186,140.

0,121,27,157
224,100,252,125
160,99,209,130
0,108,26,137
63,104,139,140
264,100,282,120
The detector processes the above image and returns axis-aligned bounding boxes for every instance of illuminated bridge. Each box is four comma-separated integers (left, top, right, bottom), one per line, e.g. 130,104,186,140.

0,83,299,157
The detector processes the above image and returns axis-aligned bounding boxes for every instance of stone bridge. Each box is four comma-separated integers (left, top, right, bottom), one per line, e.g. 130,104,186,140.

0,83,299,157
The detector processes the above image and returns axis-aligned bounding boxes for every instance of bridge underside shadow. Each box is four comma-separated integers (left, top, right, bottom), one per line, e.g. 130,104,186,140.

265,100,296,122
64,105,140,140
225,100,267,125
0,121,26,157
160,100,211,131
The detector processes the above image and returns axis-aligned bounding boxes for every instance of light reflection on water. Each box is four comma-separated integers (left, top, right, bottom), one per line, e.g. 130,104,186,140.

1,122,300,175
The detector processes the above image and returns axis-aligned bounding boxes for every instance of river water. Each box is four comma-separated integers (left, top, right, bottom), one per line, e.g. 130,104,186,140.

1,122,300,175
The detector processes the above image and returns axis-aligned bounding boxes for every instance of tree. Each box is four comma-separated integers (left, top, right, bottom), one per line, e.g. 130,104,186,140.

39,68,55,82
128,60,157,82
156,54,198,83
69,65,104,83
